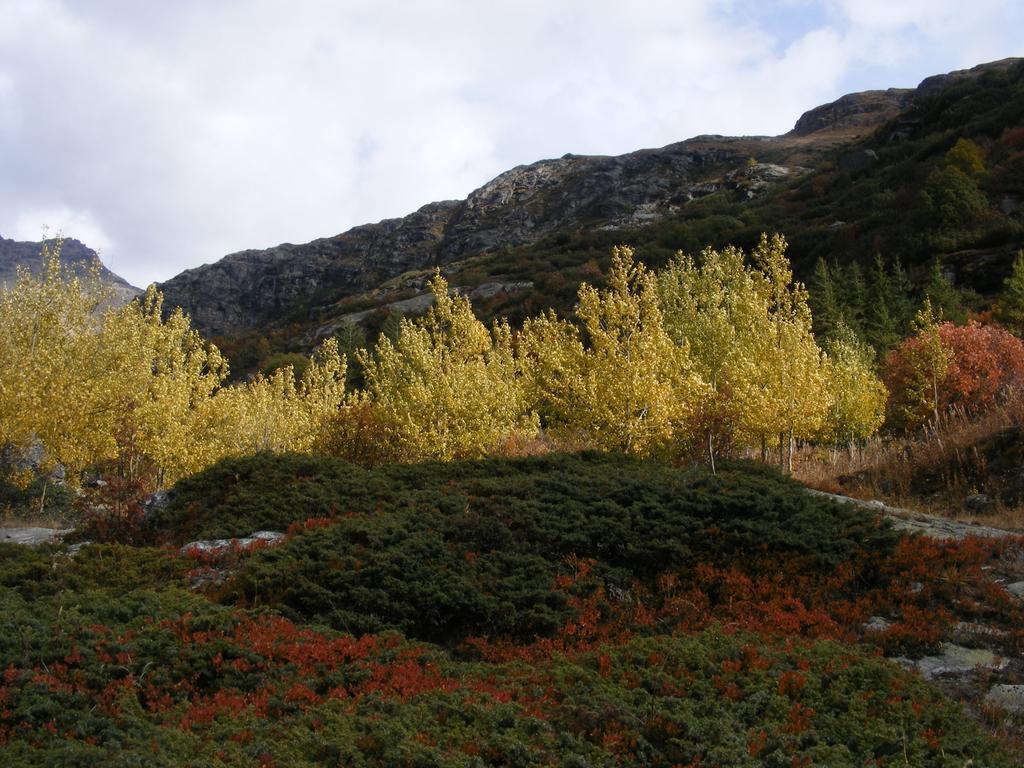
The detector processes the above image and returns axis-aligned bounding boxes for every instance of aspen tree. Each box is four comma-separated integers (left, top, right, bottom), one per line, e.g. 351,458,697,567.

0,239,112,480
524,246,705,456
203,338,345,461
819,323,887,454
658,244,766,470
355,274,535,462
744,234,828,472
883,299,953,430
100,286,229,483
0,239,346,487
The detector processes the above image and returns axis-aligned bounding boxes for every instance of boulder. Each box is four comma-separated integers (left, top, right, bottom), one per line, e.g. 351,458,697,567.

897,643,1007,681
140,490,173,518
984,684,1024,714
0,527,72,545
1004,581,1024,599
0,441,65,483
179,530,287,558
963,493,995,514
838,148,878,174
863,616,892,633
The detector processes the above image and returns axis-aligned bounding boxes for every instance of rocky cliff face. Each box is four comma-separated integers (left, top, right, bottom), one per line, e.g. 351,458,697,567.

159,135,810,336
157,58,1022,338
0,236,140,305
790,89,914,136
162,138,778,336
915,57,1021,98
436,143,741,258
160,201,458,334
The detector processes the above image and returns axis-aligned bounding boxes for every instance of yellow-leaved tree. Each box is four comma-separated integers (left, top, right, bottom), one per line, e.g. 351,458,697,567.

0,238,347,490
658,244,769,470
521,246,705,455
353,273,535,462
0,239,112,482
884,298,953,430
201,338,345,462
819,322,887,453
740,234,829,472
100,286,229,484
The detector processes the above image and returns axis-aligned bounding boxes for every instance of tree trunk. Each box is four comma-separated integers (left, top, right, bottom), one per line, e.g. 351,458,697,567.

708,431,716,475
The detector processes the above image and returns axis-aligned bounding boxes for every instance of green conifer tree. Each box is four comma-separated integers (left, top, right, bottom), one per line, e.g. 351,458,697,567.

380,310,405,344
995,250,1024,335
865,254,902,355
923,259,967,324
808,258,842,340
889,256,917,332
838,261,867,339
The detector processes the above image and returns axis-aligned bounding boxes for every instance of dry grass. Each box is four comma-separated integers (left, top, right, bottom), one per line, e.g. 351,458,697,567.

0,509,71,529
793,396,1024,530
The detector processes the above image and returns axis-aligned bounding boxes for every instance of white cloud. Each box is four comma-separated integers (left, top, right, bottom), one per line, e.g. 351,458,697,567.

6,205,114,256
0,1,1020,287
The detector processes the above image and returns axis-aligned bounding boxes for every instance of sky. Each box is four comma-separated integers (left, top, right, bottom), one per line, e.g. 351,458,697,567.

0,1,1021,287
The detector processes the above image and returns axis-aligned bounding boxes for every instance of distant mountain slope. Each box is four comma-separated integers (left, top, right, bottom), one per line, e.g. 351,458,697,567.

0,236,140,305
158,58,1023,343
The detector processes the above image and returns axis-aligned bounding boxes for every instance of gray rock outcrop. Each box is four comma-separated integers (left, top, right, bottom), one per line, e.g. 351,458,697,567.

984,684,1024,714
791,89,914,136
805,488,1021,540
896,643,1008,681
179,530,287,557
156,58,1022,340
0,236,140,305
0,527,72,545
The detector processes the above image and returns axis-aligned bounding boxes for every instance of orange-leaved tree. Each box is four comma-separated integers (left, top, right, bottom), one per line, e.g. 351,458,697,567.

884,310,1024,430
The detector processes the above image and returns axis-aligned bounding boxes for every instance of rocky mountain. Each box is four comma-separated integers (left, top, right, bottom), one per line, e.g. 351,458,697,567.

158,58,1024,344
0,236,140,305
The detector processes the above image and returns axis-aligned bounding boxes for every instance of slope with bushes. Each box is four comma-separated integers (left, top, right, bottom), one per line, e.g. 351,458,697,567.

2,453,1021,765
157,59,1024,368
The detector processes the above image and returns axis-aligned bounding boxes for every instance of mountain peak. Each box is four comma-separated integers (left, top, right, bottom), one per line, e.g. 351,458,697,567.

156,58,1024,342
790,88,915,137
0,235,141,305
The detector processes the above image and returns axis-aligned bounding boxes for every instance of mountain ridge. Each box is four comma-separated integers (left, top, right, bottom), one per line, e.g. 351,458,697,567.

154,57,1022,341
0,235,141,306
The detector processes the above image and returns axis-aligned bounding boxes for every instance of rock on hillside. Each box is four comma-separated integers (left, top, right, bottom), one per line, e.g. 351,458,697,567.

159,138,774,336
157,58,1022,339
0,236,140,306
789,89,914,136
915,57,1023,98
159,201,458,334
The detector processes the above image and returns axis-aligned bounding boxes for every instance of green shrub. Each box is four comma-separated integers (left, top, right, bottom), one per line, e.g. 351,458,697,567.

156,453,902,643
0,594,1011,768
0,454,1013,766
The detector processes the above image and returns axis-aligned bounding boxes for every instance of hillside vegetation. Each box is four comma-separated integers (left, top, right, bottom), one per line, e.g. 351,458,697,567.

1,61,1024,765
1,453,1021,765
1,233,891,510
189,59,1024,366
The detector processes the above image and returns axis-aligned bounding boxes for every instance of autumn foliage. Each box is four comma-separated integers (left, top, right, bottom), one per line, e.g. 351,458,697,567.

0,240,347,490
884,319,1024,430
0,455,1018,765
0,233,897,497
